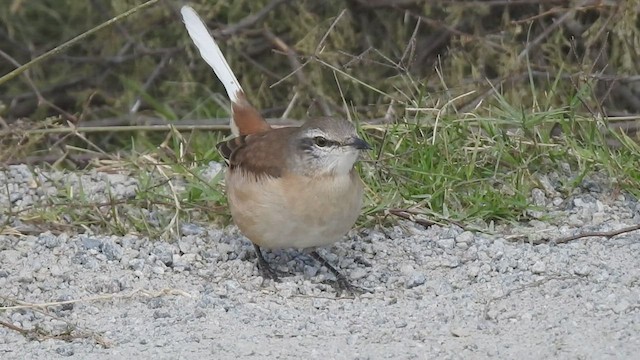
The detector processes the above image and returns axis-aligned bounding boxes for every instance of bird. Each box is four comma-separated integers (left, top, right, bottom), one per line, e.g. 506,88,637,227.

180,5,371,292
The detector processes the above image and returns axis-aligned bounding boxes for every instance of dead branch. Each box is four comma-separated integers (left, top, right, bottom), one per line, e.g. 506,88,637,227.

387,208,437,227
552,224,640,244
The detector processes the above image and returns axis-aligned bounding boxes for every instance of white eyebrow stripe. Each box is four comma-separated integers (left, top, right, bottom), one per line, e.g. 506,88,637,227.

302,129,327,138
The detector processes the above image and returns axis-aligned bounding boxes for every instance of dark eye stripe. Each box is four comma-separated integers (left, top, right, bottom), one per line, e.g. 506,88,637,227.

297,136,339,155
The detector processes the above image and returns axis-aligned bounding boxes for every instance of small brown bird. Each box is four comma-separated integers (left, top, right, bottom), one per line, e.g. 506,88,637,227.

181,6,370,291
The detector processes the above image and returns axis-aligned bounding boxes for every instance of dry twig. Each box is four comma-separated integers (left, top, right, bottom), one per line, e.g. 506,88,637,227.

551,224,640,244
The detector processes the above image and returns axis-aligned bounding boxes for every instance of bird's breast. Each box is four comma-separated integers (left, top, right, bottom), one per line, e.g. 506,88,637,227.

225,169,364,249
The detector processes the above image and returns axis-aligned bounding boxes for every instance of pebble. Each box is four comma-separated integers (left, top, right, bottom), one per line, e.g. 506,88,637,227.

612,299,630,314
129,258,145,271
456,231,474,244
41,233,61,248
55,346,74,357
531,188,546,206
573,265,591,276
152,243,175,267
437,238,455,250
178,236,198,254
181,224,205,236
1,249,22,264
350,268,368,280
467,265,480,278
531,261,546,274
82,236,102,250
405,273,426,289
102,238,124,261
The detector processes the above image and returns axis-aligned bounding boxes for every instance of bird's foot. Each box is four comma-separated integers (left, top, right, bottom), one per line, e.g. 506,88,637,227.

254,244,289,282
309,250,371,297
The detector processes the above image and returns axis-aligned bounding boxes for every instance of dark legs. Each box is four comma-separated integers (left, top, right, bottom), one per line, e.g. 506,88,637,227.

252,245,361,295
309,250,357,295
253,244,281,281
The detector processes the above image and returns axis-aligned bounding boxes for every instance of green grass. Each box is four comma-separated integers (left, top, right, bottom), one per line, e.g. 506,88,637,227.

360,107,635,227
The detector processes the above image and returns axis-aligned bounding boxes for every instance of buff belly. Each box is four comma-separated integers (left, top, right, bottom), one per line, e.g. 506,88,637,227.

225,170,364,249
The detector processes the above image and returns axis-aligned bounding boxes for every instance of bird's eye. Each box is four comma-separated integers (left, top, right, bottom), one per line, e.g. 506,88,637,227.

314,136,328,147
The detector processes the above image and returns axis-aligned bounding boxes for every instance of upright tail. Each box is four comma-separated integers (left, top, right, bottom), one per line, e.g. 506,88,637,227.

180,5,269,136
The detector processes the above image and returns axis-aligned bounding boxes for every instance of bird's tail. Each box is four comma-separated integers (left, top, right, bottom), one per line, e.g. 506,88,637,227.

180,6,269,136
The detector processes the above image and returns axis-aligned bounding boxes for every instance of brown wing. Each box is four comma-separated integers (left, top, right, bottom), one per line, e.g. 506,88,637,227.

216,127,298,178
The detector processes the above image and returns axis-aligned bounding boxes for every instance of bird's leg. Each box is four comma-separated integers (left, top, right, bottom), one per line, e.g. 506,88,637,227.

253,244,281,281
309,250,363,296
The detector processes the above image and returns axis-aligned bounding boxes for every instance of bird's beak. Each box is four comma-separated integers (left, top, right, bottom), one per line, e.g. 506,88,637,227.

346,137,372,150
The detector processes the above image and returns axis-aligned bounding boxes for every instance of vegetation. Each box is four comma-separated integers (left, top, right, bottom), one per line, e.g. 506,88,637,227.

1,0,639,237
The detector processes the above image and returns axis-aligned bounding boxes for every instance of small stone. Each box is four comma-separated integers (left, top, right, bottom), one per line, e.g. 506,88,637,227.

129,259,145,271
437,238,455,250
567,214,584,227
536,174,557,194
450,327,470,337
581,179,601,193
147,298,165,309
486,309,499,320
399,264,415,276
591,212,607,224
405,273,426,289
55,346,74,357
1,250,23,264
480,264,491,274
531,261,546,274
81,237,102,250
488,241,505,259
17,270,34,283
395,320,408,328
531,188,546,206
178,236,198,254
477,251,490,262
172,254,193,271
151,243,175,266
349,268,367,280
181,224,204,236
573,265,591,276
467,265,480,278
50,265,64,277
304,265,318,278
57,294,75,311
153,310,170,319
612,299,630,314
573,198,586,208
93,279,122,293
42,233,61,248
456,231,475,244
101,239,124,261
49,319,70,333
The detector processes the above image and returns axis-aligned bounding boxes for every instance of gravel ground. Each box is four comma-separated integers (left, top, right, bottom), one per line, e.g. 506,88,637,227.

1,164,639,359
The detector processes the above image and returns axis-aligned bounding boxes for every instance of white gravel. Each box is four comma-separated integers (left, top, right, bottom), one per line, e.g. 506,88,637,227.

1,165,639,359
